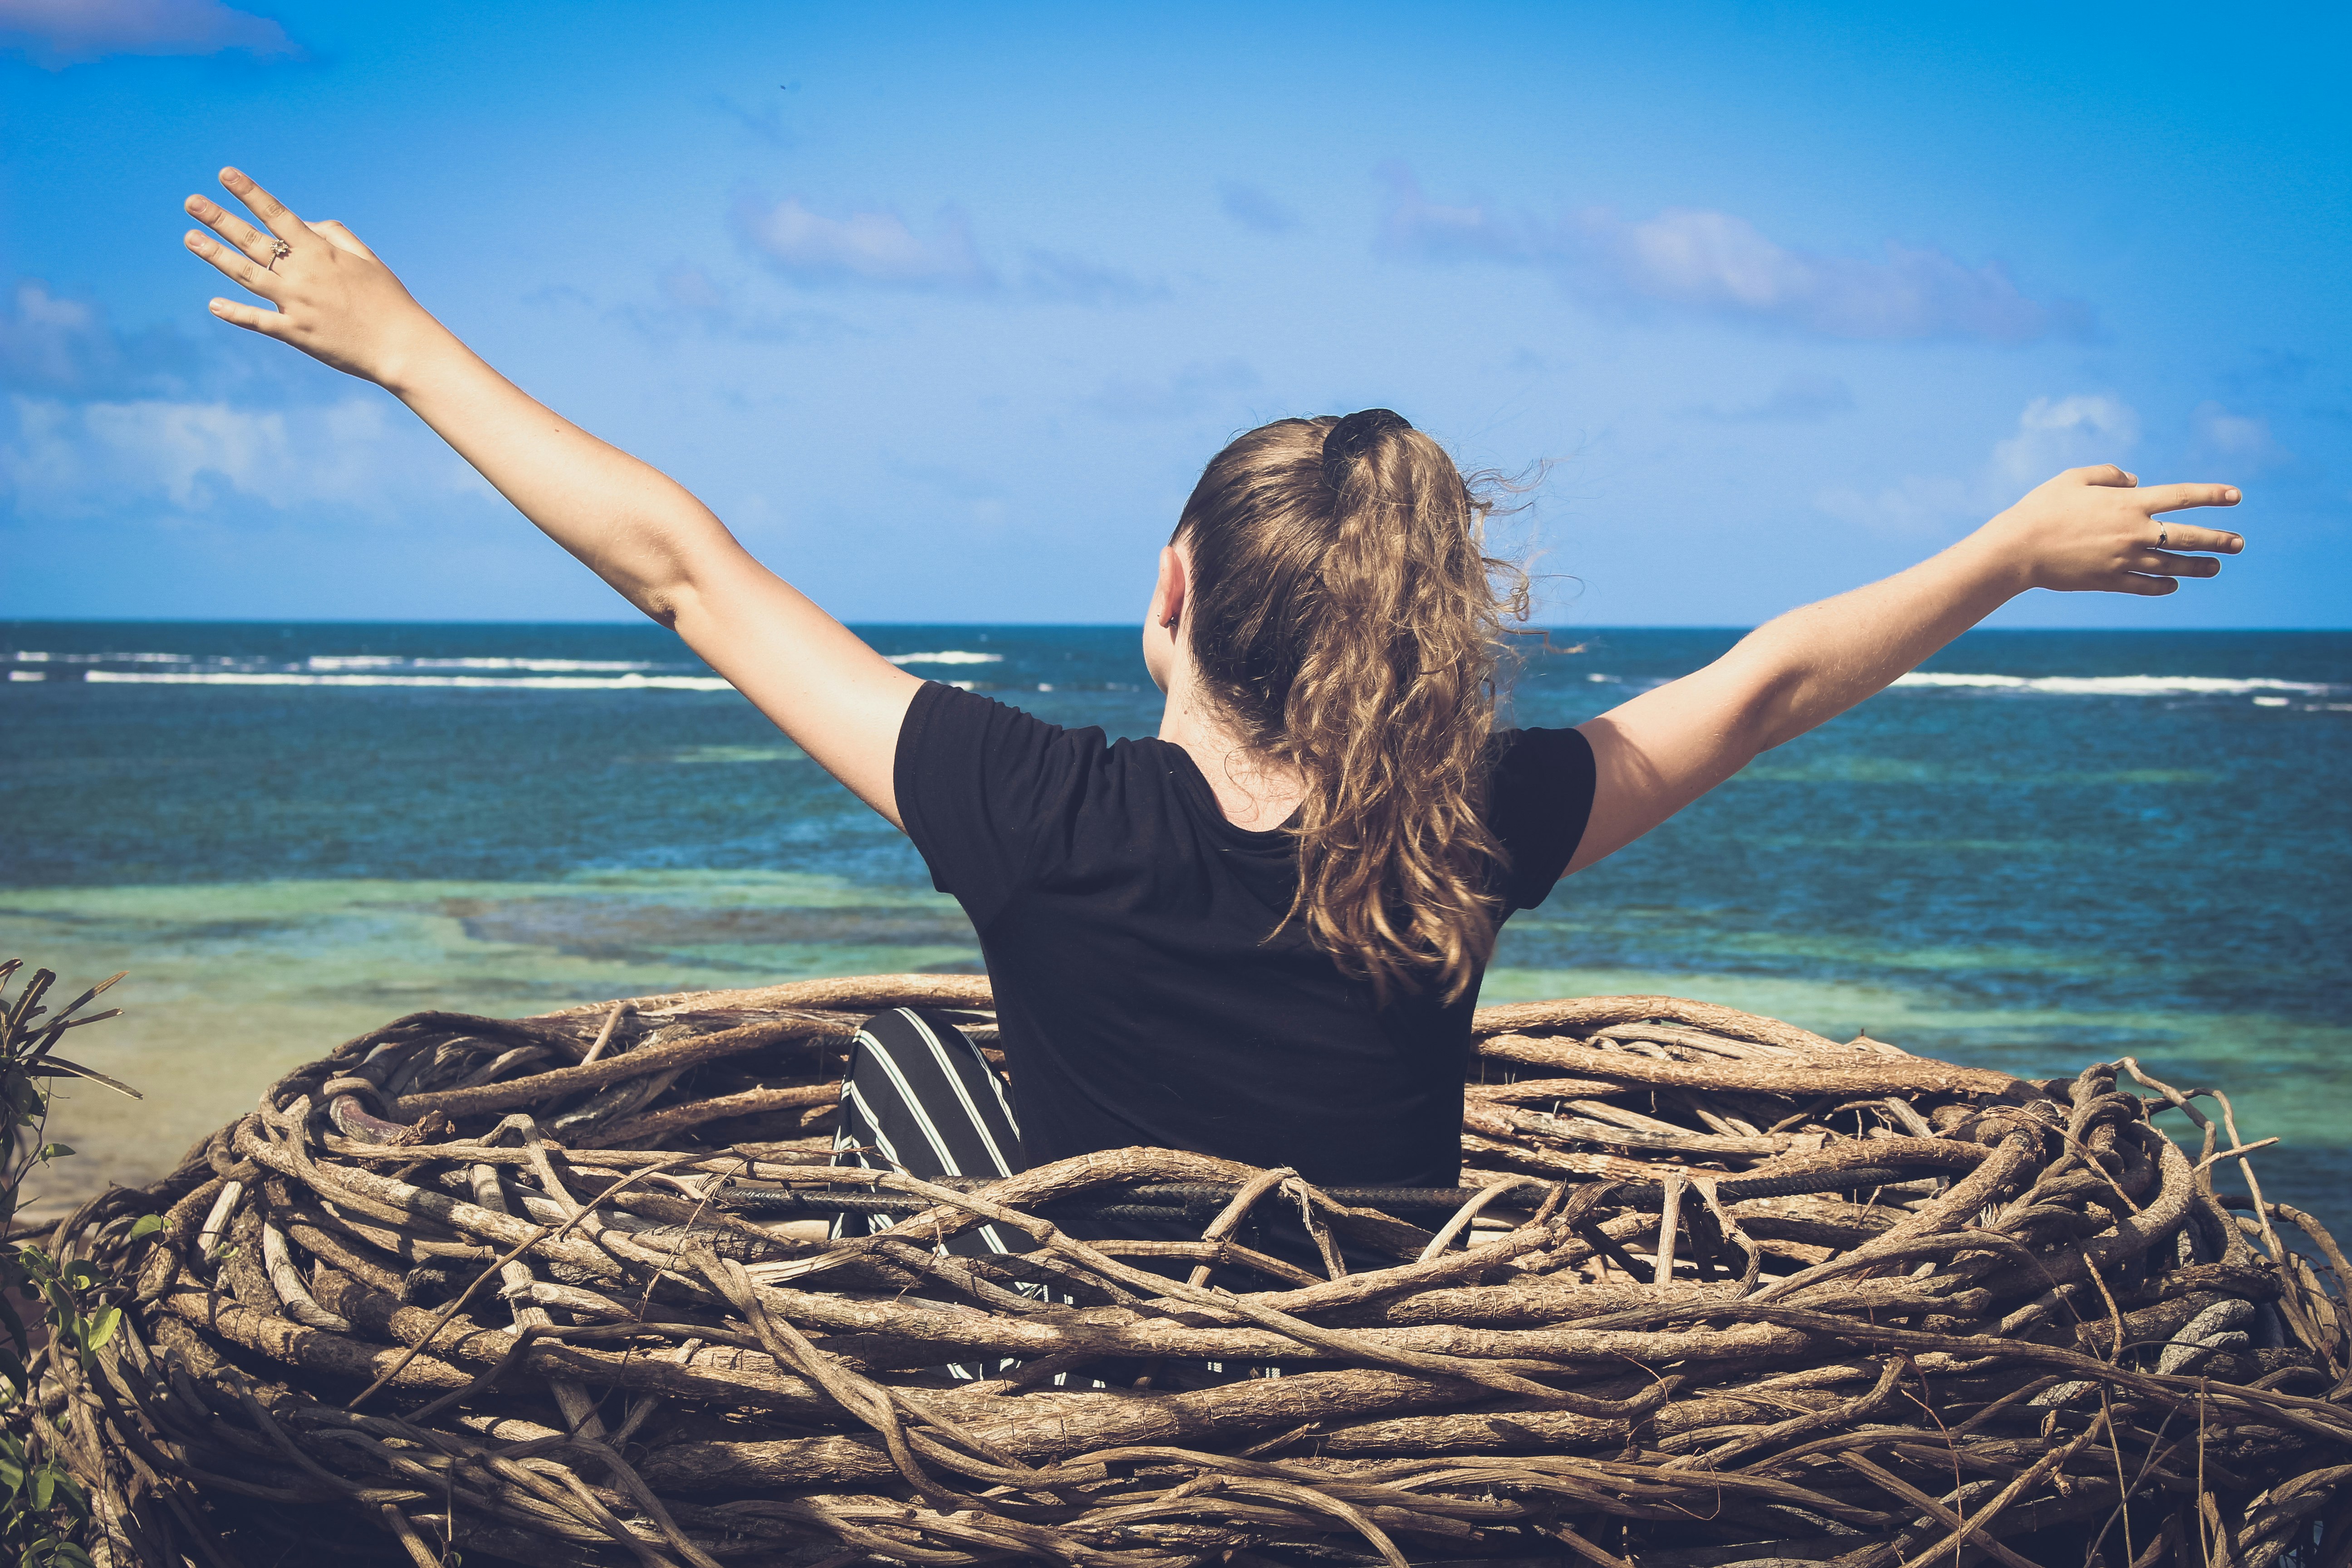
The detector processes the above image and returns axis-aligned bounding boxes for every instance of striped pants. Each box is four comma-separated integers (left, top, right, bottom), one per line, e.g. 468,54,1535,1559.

829,1006,1029,1259
831,1008,1280,1388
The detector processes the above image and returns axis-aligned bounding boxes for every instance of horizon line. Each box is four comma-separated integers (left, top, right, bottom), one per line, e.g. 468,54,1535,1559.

4,618,2348,634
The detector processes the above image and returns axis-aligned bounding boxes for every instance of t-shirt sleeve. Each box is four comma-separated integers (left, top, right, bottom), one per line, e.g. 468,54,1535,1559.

1487,725,1598,911
894,682,1078,930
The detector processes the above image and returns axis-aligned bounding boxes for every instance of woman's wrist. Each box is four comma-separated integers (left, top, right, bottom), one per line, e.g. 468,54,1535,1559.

368,311,470,401
1953,513,2043,600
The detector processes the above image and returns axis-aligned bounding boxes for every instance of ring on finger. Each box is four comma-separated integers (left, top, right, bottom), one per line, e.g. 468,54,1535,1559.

2156,521,2169,548
265,237,291,270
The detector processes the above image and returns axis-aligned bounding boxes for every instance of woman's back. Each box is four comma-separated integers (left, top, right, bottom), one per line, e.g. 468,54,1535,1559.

897,682,1594,1185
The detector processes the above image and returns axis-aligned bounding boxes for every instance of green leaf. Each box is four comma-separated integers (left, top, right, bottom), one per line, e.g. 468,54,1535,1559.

126,1214,162,1242
32,1145,71,1162
29,1466,51,1510
0,1454,22,1492
44,973,123,1028
21,1059,141,1101
83,1307,119,1354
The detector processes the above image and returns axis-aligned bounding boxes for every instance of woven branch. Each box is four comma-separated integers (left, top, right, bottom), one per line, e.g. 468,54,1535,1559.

28,977,2352,1568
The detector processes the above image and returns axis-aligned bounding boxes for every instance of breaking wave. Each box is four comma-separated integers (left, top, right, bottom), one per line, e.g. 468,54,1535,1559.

85,671,733,691
1895,673,2337,697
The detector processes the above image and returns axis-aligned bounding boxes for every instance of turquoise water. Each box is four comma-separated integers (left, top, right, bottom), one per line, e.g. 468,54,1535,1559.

5,622,2347,1236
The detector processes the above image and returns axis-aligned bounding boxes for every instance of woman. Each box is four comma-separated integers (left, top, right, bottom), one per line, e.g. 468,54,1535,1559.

177,169,2244,1218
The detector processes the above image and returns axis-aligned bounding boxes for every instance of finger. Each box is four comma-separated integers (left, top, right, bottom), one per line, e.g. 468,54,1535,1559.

219,166,310,245
2130,550,2222,579
2143,521,2245,554
2114,573,2180,597
2137,482,2242,515
183,193,279,266
308,219,379,261
2069,464,2137,487
206,296,292,339
184,230,280,299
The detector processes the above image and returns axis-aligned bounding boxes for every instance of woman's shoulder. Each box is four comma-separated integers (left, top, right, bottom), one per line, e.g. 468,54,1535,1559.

909,680,1063,740
1481,724,1598,906
902,681,1128,784
1485,721,1594,778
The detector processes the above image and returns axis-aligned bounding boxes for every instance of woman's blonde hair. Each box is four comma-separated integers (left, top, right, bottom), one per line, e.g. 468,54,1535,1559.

1177,411,1529,1003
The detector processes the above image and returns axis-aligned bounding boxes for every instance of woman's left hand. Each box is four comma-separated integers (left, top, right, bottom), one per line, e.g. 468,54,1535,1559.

182,166,446,389
1981,464,2244,597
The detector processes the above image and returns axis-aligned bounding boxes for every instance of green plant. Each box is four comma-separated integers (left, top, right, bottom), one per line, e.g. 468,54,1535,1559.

0,961,140,1568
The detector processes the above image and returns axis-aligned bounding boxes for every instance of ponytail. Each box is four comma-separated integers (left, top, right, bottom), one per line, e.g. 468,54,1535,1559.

1177,412,1528,1002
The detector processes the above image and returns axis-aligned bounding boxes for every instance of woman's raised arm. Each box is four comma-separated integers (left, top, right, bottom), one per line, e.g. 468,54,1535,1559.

1562,464,2245,875
181,167,922,825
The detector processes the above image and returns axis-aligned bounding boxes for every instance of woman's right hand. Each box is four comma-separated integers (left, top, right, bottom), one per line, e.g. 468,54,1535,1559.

182,167,446,388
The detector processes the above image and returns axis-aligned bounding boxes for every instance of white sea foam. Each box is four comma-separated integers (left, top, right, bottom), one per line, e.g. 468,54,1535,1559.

1895,672,2337,697
884,651,1003,665
307,655,661,672
432,657,658,671
85,671,734,692
665,744,806,765
8,651,193,665
8,671,44,682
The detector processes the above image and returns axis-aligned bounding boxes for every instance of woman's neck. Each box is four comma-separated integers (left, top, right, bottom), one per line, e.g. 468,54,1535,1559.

1157,686,1306,832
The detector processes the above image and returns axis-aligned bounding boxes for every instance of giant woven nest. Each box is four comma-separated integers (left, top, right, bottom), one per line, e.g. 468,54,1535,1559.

33,975,2352,1568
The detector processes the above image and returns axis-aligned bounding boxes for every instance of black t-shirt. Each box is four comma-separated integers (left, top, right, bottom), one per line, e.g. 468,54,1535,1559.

894,682,1596,1190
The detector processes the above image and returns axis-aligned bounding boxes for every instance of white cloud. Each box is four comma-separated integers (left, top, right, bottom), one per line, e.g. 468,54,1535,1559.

730,193,1164,304
1990,395,2139,487
87,399,294,507
1,279,201,395
1818,393,2140,534
0,281,99,389
733,196,991,290
1381,167,2088,345
2,393,489,517
0,0,296,68
2190,400,2288,471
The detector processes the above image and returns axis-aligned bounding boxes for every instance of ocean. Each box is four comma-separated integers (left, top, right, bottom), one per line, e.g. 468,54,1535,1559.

6,621,2347,1240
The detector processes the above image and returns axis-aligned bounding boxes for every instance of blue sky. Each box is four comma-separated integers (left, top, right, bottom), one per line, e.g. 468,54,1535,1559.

2,0,2345,627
